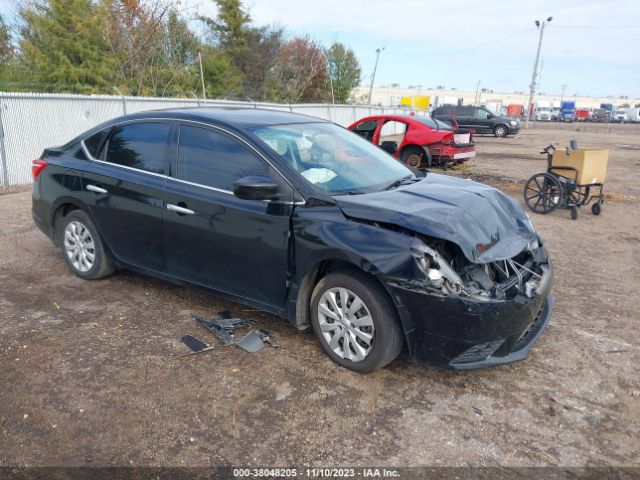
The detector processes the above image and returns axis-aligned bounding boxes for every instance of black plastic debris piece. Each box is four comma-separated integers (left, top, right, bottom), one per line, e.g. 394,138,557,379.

177,334,216,357
193,314,253,344
235,330,266,353
192,312,279,354
258,329,279,348
181,334,209,352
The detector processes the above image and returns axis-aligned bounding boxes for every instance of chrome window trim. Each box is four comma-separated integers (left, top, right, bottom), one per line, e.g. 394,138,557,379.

81,117,306,206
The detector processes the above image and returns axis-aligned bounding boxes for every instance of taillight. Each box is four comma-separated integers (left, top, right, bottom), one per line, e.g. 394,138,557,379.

32,159,48,180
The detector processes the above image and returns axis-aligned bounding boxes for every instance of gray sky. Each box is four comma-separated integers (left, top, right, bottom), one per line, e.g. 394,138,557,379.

2,0,638,98
243,0,639,98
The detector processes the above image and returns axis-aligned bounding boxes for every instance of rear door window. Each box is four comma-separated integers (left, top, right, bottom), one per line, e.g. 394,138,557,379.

354,120,378,131
176,124,269,191
105,122,171,174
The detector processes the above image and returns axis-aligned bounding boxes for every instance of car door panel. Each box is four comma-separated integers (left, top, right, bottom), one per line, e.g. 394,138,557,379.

82,162,166,271
81,121,171,273
163,181,290,307
164,123,292,309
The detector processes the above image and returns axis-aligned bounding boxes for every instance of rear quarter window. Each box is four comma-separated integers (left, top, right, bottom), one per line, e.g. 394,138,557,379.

83,128,111,159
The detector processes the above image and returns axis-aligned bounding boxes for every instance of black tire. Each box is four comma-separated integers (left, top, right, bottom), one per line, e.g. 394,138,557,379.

310,270,404,373
400,146,424,168
591,202,602,216
59,210,115,279
493,124,509,137
570,206,579,220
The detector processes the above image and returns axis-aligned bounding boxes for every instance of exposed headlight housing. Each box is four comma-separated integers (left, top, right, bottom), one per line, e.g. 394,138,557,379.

509,120,517,126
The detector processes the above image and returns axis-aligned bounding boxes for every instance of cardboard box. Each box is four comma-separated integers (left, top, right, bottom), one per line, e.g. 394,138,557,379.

551,149,608,185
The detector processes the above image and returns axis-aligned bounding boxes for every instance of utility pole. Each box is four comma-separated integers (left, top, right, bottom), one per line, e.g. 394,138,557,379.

525,17,552,129
198,51,206,100
367,47,385,105
474,80,481,106
560,84,567,104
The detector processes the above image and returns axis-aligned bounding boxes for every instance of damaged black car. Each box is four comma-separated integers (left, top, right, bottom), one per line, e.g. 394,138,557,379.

32,108,554,373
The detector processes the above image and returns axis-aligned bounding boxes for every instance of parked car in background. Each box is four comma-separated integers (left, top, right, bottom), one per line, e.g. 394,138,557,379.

599,103,614,122
348,114,476,168
31,108,554,372
613,108,628,123
507,104,524,118
591,108,609,122
535,107,553,121
575,109,591,122
550,107,561,121
432,105,520,137
626,108,640,123
559,101,576,122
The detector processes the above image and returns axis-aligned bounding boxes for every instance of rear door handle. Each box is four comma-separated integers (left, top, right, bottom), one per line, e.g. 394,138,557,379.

86,184,108,194
167,203,195,215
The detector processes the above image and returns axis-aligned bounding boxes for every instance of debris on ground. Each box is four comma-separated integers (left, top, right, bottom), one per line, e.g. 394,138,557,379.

181,335,209,353
177,334,216,357
235,330,266,353
188,312,279,354
193,314,252,344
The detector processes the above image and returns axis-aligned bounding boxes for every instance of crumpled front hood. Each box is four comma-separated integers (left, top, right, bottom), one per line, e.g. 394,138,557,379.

335,173,537,263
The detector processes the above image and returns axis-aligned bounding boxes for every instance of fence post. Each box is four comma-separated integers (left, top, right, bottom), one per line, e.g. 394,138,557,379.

121,95,127,115
0,94,9,188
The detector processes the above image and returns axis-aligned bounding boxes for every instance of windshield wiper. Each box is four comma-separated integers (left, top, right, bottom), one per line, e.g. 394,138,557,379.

383,175,416,191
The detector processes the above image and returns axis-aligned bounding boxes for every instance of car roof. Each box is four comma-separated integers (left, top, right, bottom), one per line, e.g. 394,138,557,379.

116,107,329,129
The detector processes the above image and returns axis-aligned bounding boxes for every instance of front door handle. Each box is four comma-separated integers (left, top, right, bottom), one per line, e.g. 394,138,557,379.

86,184,108,194
167,203,195,215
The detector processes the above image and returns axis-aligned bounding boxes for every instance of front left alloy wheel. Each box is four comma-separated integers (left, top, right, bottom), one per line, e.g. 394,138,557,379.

59,210,115,279
310,270,404,372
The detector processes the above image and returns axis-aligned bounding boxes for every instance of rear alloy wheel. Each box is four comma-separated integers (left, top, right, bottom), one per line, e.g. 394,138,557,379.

400,146,424,168
60,210,115,279
494,124,508,137
311,270,403,372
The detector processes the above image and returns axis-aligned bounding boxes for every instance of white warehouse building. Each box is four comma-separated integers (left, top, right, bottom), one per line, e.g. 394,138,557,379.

353,86,639,110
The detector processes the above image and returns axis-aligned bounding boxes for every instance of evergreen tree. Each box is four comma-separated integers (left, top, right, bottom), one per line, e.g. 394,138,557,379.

20,0,116,92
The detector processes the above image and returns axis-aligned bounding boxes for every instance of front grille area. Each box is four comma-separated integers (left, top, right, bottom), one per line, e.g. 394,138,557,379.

451,339,505,365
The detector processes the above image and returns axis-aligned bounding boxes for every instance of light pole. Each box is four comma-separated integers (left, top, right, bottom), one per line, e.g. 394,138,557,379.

367,47,385,105
525,16,552,129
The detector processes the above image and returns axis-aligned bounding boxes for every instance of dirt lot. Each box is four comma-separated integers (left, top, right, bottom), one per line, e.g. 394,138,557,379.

1,125,639,468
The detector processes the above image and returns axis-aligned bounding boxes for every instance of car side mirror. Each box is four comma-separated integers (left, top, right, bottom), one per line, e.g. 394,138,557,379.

380,141,398,154
233,176,278,201
487,113,494,119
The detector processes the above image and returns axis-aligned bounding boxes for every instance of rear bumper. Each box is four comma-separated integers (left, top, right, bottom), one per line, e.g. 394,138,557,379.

430,144,476,163
386,260,554,370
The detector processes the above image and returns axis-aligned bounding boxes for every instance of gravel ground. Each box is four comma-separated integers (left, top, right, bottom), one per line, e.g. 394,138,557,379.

1,125,639,468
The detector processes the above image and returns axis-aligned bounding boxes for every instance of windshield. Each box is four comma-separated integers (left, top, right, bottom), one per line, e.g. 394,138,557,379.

251,122,413,195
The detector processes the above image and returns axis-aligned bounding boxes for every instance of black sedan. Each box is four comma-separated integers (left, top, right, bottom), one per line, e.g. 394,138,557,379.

32,108,554,372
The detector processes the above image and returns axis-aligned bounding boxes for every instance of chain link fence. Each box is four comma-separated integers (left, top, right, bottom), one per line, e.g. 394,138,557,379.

0,92,420,187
